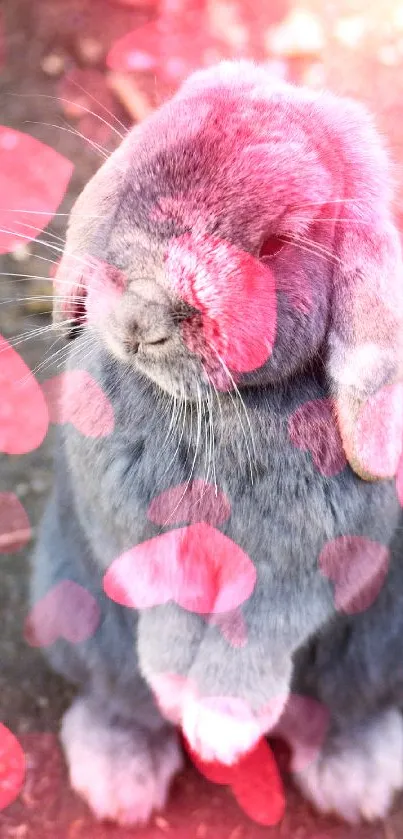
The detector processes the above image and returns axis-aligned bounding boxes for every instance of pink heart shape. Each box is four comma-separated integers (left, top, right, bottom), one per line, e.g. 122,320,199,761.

41,371,114,438
0,335,49,455
184,732,285,827
0,724,26,812
288,398,347,476
147,480,231,527
0,128,73,254
24,580,101,647
273,695,330,773
0,493,31,553
103,522,256,614
106,15,226,84
165,232,277,376
2,732,64,825
319,536,390,614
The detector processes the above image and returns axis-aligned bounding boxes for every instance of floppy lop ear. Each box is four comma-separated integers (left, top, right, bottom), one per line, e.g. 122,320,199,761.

324,99,403,480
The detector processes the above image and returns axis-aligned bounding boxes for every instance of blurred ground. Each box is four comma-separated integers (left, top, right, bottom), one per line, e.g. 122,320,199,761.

1,0,403,837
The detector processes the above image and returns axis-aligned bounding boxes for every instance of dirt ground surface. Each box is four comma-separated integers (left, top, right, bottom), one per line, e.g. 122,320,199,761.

1,1,403,838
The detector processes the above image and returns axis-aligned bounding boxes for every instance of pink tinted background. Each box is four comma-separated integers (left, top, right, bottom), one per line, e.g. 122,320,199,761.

2,1,403,837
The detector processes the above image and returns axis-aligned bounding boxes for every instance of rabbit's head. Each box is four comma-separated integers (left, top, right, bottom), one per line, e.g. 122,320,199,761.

54,61,403,480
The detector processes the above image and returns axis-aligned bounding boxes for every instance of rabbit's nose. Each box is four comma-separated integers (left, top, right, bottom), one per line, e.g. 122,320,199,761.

124,309,172,351
122,280,174,351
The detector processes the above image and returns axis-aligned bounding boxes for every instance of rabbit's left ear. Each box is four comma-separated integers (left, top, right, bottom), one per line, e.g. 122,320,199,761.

327,213,403,480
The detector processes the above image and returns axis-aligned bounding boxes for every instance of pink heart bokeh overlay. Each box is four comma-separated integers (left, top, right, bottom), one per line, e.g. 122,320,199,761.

166,231,277,382
320,535,390,615
0,724,26,812
288,398,348,477
42,370,115,438
0,335,49,456
103,521,257,614
147,478,231,526
0,127,73,255
24,580,101,648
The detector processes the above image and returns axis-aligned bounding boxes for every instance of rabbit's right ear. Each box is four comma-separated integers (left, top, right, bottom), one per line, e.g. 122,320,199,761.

320,92,403,482
53,134,132,338
327,205,403,481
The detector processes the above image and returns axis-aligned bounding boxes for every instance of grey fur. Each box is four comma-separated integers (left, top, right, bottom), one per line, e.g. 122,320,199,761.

31,61,403,824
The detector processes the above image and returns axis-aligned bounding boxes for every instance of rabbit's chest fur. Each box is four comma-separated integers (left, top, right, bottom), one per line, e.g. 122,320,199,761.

62,335,399,582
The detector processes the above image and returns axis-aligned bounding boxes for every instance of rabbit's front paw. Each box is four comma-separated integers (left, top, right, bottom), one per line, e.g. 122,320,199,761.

293,708,403,823
60,696,183,826
182,695,265,765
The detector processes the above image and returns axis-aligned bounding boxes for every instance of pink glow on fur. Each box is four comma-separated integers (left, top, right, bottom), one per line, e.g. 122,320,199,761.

0,335,49,456
319,536,390,614
103,522,256,615
273,695,330,773
0,724,26,812
396,454,403,507
288,398,347,476
166,232,277,375
354,383,403,479
41,371,114,439
54,255,126,328
208,609,248,648
150,673,197,725
85,258,126,325
0,493,31,554
147,480,231,527
24,581,101,647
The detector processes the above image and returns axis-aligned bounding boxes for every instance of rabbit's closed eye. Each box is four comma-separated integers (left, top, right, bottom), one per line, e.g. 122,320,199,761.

258,234,286,260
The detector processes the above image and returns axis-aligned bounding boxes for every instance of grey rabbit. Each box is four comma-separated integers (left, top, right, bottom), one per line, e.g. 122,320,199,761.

29,60,403,825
